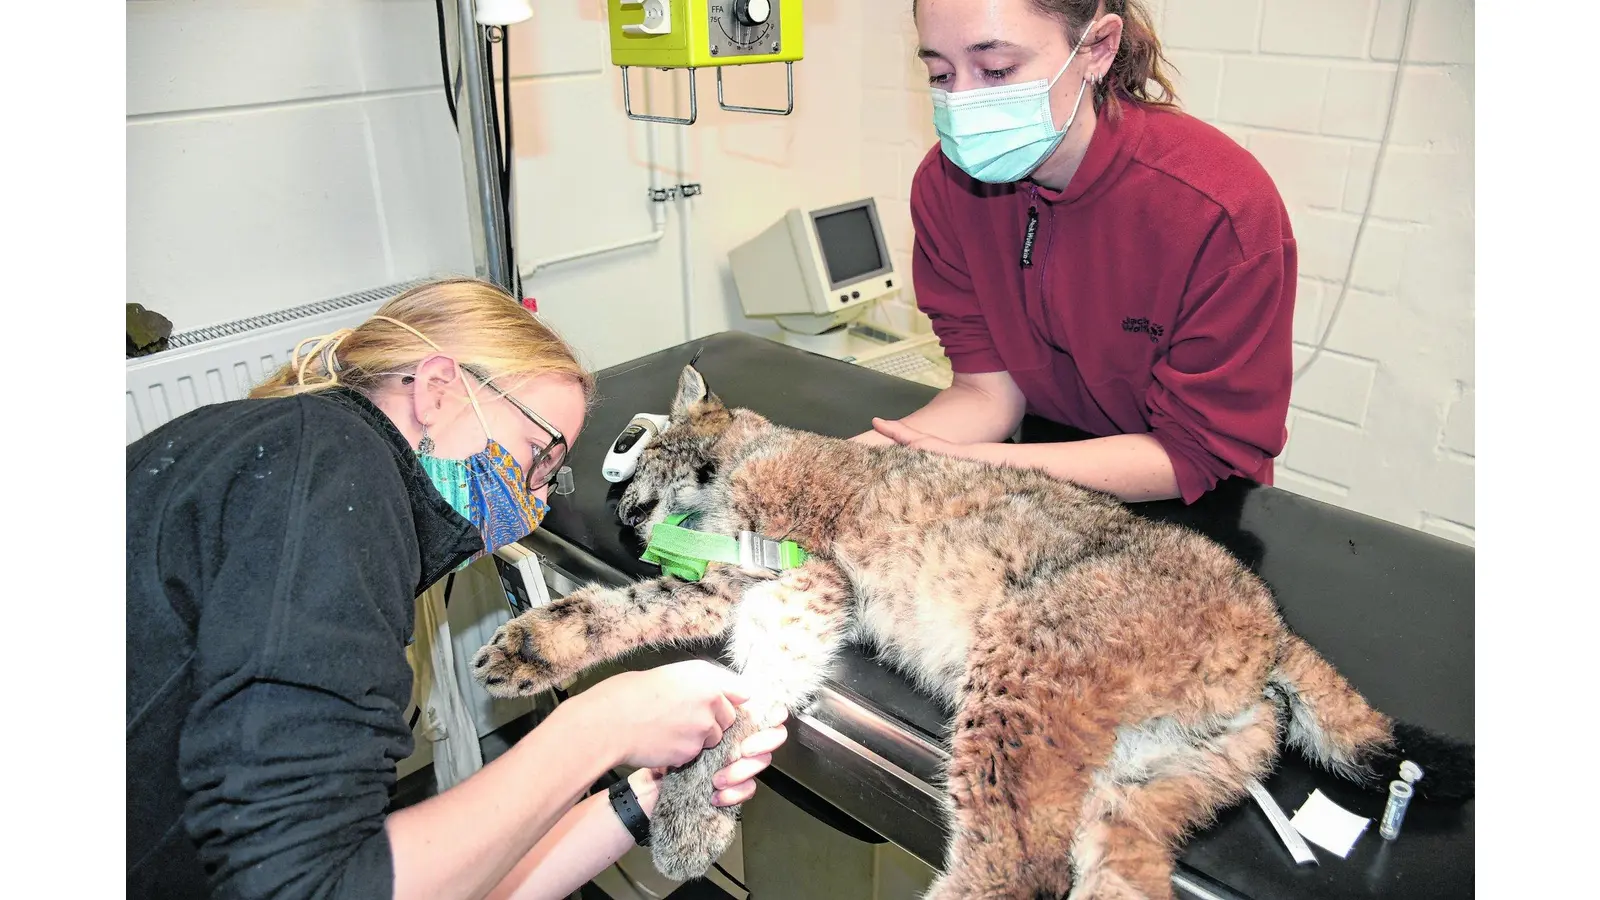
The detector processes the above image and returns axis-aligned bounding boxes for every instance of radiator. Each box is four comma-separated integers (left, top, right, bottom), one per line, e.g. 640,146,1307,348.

125,280,431,444
125,280,531,752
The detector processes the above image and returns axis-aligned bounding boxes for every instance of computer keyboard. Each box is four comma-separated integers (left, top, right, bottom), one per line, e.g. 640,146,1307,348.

860,349,935,377
857,348,953,388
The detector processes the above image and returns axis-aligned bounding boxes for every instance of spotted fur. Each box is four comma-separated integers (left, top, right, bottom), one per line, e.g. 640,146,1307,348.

473,366,1471,898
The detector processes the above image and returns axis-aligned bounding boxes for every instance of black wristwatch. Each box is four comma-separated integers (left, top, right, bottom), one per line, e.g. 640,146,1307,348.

608,778,652,847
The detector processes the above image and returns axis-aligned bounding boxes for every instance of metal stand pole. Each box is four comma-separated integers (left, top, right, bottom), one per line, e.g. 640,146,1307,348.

454,0,512,292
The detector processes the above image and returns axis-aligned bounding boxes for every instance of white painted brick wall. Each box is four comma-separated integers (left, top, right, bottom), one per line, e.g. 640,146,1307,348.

1373,0,1474,64
1259,0,1377,59
1165,0,1262,53
1320,66,1397,140
858,0,1474,546
1292,209,1359,281
1390,67,1473,149
1289,348,1378,426
1441,387,1474,457
1164,51,1222,119
1350,221,1409,294
1247,132,1350,209
1217,58,1330,132
1292,278,1327,344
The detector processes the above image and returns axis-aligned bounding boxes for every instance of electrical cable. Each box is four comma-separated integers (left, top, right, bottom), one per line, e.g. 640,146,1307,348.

433,0,458,126
486,33,505,231
501,28,524,300
498,32,511,204
485,28,522,300
1292,0,1416,383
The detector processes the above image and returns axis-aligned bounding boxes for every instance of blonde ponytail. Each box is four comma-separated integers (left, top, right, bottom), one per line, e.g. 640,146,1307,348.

251,278,594,402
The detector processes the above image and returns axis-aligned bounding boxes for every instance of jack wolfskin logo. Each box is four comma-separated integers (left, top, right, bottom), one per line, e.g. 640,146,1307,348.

1122,317,1164,344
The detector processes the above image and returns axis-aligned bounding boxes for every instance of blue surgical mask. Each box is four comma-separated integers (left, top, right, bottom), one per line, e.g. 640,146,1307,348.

930,20,1097,184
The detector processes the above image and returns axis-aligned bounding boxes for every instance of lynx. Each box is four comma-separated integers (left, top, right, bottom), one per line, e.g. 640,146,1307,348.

473,365,1470,899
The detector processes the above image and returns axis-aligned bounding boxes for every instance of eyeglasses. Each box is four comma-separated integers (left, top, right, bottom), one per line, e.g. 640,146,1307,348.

460,364,569,492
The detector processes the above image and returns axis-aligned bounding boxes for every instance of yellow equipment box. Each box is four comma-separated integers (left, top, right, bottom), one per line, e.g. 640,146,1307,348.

607,0,805,124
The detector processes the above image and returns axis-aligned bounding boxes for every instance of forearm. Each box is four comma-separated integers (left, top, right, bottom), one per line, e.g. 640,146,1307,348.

969,433,1181,502
487,769,658,900
855,376,1025,446
904,383,1023,444
386,698,620,900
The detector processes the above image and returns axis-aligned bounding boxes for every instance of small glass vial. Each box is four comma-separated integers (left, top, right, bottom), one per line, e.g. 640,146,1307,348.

1378,780,1414,840
554,465,576,496
1379,760,1424,841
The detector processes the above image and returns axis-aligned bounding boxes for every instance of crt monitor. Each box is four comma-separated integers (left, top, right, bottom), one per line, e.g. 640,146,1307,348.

728,197,901,335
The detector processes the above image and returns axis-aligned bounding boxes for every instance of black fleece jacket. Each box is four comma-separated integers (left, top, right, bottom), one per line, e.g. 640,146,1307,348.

126,388,482,899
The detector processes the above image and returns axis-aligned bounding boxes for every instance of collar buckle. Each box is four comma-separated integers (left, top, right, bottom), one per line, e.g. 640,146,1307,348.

737,530,810,573
737,531,783,572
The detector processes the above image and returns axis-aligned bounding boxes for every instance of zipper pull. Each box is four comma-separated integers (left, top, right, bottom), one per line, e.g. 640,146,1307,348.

1020,205,1039,269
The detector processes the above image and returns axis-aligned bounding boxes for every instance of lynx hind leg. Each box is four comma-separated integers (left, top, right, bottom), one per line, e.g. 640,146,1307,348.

649,563,855,881
1066,700,1282,900
471,568,759,699
926,629,1267,898
923,653,1125,900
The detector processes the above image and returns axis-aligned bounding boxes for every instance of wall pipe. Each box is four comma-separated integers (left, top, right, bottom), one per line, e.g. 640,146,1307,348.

674,112,695,342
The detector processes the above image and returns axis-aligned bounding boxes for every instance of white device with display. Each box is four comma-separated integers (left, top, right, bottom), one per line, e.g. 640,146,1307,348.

492,541,553,615
728,197,900,336
603,413,671,482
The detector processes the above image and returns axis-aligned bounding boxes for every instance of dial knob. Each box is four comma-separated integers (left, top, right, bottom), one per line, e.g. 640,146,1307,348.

735,0,771,27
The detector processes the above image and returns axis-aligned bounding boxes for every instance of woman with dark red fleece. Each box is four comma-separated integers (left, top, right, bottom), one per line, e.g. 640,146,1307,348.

856,0,1295,505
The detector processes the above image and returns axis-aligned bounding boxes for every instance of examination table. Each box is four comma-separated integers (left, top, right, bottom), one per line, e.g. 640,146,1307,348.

514,331,1474,900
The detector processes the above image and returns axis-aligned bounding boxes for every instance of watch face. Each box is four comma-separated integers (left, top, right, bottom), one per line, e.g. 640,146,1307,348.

612,424,646,453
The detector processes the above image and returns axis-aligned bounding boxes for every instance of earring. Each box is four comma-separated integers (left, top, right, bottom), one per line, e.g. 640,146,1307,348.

419,427,435,455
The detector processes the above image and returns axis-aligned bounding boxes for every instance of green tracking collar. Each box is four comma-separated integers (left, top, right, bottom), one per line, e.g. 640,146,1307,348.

640,512,810,581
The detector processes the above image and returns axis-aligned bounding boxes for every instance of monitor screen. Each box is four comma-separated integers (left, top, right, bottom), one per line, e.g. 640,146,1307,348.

812,206,885,287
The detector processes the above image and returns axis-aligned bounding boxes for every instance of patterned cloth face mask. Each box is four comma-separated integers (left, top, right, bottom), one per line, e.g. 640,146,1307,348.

417,439,550,566
371,316,554,568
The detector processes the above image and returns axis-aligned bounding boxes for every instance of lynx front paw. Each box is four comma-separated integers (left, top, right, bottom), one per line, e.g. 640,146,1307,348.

471,591,600,698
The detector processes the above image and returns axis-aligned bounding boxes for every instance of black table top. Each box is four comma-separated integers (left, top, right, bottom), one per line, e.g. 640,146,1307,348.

540,331,1474,899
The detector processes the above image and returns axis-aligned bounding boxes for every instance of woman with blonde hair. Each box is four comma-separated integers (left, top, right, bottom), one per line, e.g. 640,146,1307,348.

127,277,786,900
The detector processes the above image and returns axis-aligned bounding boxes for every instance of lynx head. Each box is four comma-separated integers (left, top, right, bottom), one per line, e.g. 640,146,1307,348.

616,364,737,537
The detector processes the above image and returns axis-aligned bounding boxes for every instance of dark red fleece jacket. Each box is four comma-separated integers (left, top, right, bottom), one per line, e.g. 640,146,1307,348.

911,99,1296,503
